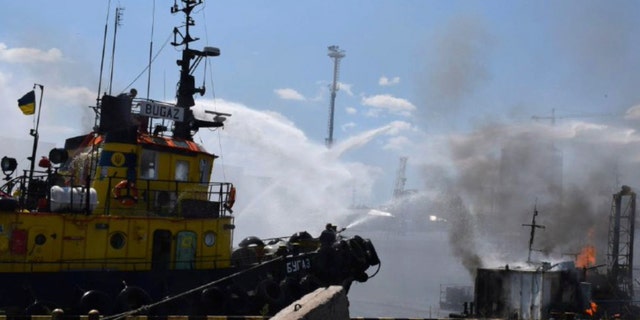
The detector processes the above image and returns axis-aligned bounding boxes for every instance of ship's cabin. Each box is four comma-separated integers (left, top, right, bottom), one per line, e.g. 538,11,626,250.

0,94,233,218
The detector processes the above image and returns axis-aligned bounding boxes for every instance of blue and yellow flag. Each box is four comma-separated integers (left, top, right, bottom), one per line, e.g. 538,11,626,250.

17,90,35,115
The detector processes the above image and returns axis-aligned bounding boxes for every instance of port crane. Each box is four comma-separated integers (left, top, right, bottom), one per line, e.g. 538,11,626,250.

531,108,613,125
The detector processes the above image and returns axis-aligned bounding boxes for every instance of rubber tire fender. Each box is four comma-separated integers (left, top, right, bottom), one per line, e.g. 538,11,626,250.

363,238,381,266
347,237,368,270
224,285,250,315
200,286,227,314
299,274,323,294
115,286,152,313
280,277,303,304
79,289,113,315
256,279,285,307
24,300,56,315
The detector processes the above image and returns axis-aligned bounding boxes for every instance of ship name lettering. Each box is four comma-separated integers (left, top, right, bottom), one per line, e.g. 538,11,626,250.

141,102,184,122
286,258,311,273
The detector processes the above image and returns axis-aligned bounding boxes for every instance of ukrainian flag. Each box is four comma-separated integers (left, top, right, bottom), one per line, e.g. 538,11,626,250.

17,90,35,115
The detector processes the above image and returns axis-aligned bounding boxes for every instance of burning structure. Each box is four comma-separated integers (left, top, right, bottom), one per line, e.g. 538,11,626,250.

464,186,639,320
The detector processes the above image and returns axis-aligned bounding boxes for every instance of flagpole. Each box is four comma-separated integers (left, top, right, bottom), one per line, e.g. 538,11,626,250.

27,84,44,189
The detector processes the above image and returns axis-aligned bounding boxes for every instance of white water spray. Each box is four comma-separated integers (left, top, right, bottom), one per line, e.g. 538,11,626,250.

196,100,411,242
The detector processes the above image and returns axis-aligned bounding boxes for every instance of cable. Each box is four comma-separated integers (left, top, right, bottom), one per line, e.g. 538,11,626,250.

121,32,172,94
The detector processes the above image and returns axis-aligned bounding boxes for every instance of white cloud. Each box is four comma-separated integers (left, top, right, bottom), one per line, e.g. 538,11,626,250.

0,43,63,63
341,122,356,131
625,104,640,120
345,107,357,115
383,135,412,151
361,94,416,117
379,76,400,86
274,88,305,101
337,82,354,96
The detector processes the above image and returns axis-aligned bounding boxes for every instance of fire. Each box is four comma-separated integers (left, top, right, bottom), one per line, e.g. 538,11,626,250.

585,301,598,316
575,245,596,268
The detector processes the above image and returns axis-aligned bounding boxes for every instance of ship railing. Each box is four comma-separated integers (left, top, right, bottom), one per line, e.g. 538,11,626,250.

103,176,234,218
0,169,57,212
0,171,234,218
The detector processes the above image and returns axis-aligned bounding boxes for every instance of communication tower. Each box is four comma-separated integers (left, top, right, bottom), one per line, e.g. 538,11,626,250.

326,45,345,148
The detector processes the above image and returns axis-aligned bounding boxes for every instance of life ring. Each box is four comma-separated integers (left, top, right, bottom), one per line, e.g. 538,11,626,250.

112,180,138,207
225,186,236,209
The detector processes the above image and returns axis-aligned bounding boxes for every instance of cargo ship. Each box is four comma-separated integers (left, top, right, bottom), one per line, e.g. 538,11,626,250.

0,0,380,316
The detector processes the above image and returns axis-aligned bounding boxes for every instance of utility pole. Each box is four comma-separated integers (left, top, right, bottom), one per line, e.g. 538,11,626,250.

326,45,345,148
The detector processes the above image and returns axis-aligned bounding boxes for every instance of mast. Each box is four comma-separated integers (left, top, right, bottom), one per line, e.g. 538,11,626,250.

522,204,545,262
171,0,220,140
27,84,45,187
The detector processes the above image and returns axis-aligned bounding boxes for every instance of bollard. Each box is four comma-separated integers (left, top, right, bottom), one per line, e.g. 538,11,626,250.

51,308,64,320
88,309,100,320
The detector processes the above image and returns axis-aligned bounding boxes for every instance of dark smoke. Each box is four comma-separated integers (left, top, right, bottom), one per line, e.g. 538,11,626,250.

412,3,640,276
420,121,640,275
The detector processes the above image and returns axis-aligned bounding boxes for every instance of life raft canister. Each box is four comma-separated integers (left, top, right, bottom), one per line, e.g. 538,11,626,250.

112,180,139,207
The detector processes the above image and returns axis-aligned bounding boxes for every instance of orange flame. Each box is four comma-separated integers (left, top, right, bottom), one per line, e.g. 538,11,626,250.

576,245,596,268
585,301,597,316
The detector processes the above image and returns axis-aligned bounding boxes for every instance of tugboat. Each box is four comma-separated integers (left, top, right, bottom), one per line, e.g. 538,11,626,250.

0,0,380,316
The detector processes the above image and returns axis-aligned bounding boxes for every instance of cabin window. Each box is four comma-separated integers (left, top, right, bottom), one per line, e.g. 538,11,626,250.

175,160,189,181
199,159,208,183
140,149,157,180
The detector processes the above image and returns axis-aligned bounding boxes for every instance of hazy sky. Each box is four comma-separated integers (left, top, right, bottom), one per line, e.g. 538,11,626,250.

2,1,640,261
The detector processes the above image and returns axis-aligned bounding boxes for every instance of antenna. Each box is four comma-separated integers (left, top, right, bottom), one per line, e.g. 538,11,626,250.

97,0,111,105
326,45,345,149
108,6,124,95
532,108,613,126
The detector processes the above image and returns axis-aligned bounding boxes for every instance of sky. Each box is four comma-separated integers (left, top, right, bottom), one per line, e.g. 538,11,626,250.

3,1,640,315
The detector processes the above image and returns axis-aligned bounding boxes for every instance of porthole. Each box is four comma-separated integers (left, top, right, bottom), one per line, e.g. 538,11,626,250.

204,231,216,247
34,234,46,245
110,232,126,249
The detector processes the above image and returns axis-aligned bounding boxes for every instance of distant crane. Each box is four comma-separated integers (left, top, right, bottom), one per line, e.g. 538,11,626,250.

326,45,345,149
393,157,408,200
531,108,613,126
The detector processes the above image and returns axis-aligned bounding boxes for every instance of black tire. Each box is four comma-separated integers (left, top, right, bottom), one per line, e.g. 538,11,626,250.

363,239,381,266
79,290,113,315
225,285,250,315
256,279,285,307
115,286,152,314
299,274,323,294
231,247,258,267
24,300,56,315
280,277,303,304
200,286,227,314
347,237,368,269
